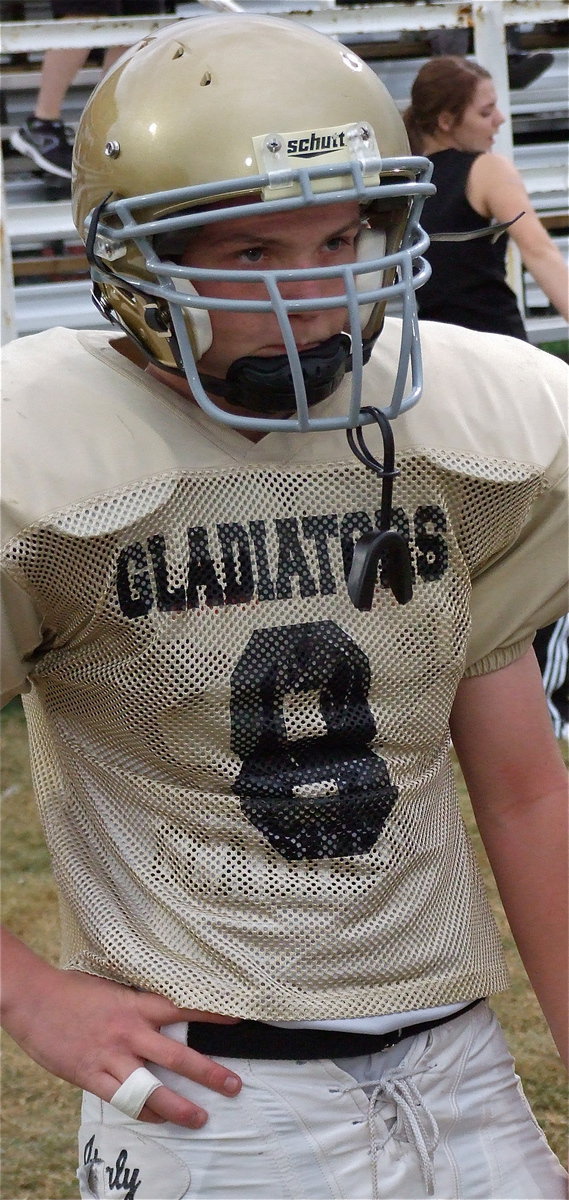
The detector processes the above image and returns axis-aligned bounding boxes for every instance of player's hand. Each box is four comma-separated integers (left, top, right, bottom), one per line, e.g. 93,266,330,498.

1,933,243,1127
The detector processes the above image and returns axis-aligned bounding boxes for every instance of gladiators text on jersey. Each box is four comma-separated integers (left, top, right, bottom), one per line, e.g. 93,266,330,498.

115,503,449,617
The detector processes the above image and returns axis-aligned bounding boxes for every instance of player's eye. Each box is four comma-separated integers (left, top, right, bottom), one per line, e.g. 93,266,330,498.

326,233,356,252
239,246,264,263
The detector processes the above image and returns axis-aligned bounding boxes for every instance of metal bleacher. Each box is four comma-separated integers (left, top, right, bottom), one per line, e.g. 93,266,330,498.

1,0,568,346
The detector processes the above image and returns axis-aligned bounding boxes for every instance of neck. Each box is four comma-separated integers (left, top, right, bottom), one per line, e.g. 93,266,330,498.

422,131,456,155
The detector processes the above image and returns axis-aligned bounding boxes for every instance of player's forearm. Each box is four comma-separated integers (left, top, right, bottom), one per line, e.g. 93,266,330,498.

0,927,59,1042
451,651,568,1067
469,785,568,1068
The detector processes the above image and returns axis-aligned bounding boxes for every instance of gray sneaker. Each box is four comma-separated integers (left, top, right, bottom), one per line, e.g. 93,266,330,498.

10,116,73,179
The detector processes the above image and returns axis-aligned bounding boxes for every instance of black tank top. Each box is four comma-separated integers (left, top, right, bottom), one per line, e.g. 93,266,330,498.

418,149,527,341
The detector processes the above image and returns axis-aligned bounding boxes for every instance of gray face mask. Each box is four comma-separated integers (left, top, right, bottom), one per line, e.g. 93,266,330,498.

84,153,435,435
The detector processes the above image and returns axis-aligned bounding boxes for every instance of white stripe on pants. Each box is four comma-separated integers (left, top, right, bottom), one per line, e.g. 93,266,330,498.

77,1001,567,1200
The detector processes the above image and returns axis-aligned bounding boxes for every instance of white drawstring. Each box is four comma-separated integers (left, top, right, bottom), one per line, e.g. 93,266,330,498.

342,1070,440,1198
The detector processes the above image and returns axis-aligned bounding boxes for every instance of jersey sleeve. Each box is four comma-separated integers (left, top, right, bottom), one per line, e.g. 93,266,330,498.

464,355,568,676
1,334,57,706
1,569,44,706
465,463,568,675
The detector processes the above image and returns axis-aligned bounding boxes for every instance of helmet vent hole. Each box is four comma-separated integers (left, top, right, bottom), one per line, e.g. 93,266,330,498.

200,72,212,86
172,45,184,59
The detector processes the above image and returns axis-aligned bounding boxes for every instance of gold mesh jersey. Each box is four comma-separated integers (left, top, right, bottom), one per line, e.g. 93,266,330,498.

2,319,567,1020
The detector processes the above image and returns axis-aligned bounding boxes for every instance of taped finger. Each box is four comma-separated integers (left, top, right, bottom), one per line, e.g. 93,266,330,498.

109,1067,163,1119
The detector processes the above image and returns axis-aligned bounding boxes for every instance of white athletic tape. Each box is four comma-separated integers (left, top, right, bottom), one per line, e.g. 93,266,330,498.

109,1067,163,1119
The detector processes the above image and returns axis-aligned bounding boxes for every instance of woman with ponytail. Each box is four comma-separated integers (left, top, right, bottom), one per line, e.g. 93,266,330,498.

404,55,568,336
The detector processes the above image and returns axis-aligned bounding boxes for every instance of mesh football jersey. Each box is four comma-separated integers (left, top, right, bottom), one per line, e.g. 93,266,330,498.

2,320,567,1020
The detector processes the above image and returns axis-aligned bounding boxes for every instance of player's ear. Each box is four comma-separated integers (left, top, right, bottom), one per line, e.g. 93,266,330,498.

437,110,455,134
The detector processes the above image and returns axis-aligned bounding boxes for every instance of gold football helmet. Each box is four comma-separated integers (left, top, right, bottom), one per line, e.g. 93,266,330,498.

73,15,434,434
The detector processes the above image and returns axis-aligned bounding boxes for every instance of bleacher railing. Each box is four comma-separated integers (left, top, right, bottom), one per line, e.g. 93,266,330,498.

2,0,568,344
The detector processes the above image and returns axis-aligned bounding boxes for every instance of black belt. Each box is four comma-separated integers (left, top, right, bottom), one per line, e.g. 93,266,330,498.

186,999,483,1060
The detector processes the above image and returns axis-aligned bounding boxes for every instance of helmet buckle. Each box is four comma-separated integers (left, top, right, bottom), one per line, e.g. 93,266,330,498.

94,233,127,262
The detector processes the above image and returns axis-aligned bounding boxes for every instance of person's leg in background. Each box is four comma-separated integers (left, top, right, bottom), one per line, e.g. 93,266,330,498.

10,0,127,179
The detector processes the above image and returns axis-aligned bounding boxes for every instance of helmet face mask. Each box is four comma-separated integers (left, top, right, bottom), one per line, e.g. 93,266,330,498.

74,14,434,433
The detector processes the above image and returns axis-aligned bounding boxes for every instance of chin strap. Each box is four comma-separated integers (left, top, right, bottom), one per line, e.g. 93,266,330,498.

346,407,413,611
198,333,375,414
430,212,524,244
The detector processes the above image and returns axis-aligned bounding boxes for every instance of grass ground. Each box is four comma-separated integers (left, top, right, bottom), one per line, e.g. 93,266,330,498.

1,697,567,1198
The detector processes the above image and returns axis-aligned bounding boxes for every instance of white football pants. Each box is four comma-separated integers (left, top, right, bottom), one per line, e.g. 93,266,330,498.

77,1000,567,1200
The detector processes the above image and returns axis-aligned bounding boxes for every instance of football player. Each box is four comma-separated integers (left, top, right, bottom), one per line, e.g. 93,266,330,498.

1,15,567,1199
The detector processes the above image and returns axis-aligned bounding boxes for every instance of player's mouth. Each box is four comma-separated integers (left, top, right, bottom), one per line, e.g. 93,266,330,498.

261,341,322,355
